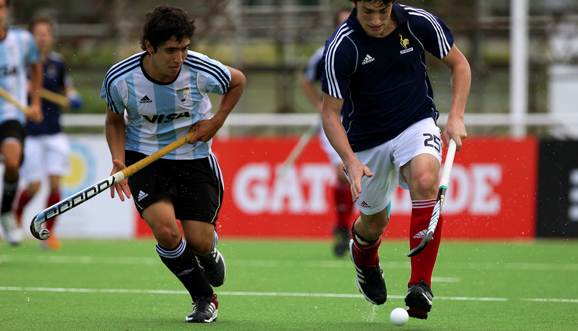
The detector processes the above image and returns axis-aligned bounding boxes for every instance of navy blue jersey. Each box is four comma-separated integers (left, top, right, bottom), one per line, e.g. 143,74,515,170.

321,4,454,152
26,52,67,135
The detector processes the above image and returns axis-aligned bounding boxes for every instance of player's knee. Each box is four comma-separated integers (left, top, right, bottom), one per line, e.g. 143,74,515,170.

153,227,182,250
412,173,437,198
189,238,213,256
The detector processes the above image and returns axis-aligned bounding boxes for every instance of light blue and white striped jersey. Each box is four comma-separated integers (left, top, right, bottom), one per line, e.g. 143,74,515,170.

0,27,41,124
100,51,231,160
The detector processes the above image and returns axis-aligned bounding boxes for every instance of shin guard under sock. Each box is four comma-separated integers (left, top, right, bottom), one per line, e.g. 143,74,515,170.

350,222,382,267
45,191,61,231
335,182,354,229
1,180,18,214
409,200,444,287
156,239,213,301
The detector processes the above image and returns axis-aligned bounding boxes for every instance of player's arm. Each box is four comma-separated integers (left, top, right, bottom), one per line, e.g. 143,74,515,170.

105,104,130,201
300,75,323,113
440,44,470,151
28,60,43,122
190,66,246,143
322,92,372,202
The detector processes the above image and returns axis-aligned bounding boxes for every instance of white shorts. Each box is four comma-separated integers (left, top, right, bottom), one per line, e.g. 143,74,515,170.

318,124,342,166
20,133,70,182
349,118,443,215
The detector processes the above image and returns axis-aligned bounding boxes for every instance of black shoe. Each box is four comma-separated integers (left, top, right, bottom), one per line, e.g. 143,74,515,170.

349,239,387,305
407,307,428,320
405,281,434,313
333,227,350,257
196,248,226,287
186,294,218,323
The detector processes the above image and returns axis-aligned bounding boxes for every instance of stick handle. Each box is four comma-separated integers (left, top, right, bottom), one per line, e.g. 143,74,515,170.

121,130,196,178
40,88,70,108
439,139,457,188
277,116,320,178
0,86,30,115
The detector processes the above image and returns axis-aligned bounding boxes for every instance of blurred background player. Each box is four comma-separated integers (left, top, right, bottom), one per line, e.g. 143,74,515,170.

321,0,470,320
299,8,354,257
14,14,83,250
102,5,245,323
0,0,43,246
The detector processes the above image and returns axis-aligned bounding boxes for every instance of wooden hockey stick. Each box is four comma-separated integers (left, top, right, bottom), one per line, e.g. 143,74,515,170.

30,130,197,240
0,86,31,116
40,88,70,108
407,138,457,257
276,116,321,179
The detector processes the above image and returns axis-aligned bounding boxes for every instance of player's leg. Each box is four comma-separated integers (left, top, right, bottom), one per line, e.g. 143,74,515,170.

0,121,26,246
125,151,215,322
15,135,43,227
320,128,355,257
394,118,443,319
347,141,398,305
172,152,224,323
39,133,70,250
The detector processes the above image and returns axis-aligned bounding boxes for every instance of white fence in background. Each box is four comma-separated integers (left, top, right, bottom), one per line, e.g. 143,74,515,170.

63,113,578,137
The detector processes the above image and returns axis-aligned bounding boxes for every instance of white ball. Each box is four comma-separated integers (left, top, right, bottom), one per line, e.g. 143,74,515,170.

390,307,409,326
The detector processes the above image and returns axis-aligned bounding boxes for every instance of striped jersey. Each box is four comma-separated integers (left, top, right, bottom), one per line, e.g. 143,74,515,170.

0,27,41,124
321,4,454,152
100,51,231,160
26,52,69,135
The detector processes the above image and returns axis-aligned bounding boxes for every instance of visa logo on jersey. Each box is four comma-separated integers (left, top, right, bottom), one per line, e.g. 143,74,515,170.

142,112,191,123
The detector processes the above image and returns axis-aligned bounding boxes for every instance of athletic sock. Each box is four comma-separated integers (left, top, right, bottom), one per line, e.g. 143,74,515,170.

350,221,382,267
408,199,444,287
334,182,354,229
1,180,18,214
156,238,213,301
45,191,61,231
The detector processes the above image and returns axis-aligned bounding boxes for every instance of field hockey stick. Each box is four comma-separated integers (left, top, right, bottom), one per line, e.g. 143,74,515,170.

407,138,457,257
276,116,321,178
30,130,197,240
40,88,70,108
0,86,31,116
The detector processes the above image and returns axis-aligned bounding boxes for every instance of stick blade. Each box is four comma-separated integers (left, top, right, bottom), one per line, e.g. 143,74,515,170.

30,215,50,240
407,232,433,257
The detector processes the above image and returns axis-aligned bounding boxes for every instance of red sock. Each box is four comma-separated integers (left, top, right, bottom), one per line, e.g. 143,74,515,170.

45,191,61,232
409,199,444,287
334,182,354,229
15,190,32,217
350,220,382,267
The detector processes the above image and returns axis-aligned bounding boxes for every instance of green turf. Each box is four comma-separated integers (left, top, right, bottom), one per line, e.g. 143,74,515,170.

1,239,577,330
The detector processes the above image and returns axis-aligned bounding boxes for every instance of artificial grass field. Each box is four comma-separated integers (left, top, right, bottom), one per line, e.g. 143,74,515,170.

1,239,577,330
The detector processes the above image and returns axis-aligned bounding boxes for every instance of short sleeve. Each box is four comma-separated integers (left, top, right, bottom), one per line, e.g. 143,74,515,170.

321,39,355,100
25,31,41,64
100,79,126,114
186,52,231,95
407,10,454,59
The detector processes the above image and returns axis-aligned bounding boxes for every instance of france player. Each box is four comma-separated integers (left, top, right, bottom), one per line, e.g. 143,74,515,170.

0,0,43,246
321,1,470,319
300,8,356,257
101,5,245,323
15,15,83,251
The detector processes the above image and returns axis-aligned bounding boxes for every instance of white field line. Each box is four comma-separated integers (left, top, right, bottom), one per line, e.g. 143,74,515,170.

2,286,577,303
3,255,578,271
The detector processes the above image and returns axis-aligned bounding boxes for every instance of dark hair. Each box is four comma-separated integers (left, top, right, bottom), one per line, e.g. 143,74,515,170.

28,14,55,34
140,5,196,52
349,0,395,6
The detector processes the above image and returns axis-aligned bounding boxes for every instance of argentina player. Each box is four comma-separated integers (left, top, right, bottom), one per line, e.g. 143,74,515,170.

101,5,245,323
321,0,470,320
0,0,43,247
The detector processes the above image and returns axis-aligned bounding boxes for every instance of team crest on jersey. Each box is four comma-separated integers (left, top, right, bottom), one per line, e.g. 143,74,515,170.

176,87,190,105
399,33,414,54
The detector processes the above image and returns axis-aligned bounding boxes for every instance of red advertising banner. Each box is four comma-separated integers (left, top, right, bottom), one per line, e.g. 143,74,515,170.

136,136,538,240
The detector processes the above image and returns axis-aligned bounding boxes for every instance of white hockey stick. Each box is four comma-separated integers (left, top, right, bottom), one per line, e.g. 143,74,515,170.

407,138,457,257
276,116,321,179
30,130,197,240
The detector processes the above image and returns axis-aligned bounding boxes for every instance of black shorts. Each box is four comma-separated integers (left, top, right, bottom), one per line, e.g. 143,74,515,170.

125,150,224,225
0,120,26,145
